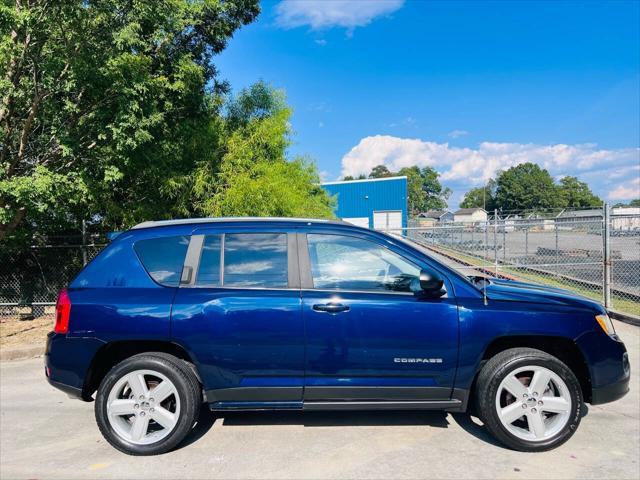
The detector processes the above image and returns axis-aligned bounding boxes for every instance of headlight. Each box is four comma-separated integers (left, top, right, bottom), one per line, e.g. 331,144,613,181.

595,313,616,337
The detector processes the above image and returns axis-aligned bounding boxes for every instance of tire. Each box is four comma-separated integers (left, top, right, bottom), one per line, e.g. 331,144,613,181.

95,353,201,455
475,347,583,452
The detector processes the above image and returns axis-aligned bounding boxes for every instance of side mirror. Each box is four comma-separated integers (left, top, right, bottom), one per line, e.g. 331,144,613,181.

418,268,445,298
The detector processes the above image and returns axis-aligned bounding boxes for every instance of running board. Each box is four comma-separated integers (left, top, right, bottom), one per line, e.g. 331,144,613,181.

302,400,462,411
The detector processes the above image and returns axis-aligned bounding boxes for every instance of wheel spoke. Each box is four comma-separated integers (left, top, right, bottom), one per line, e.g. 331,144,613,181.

151,406,177,430
108,399,137,416
528,370,551,396
540,396,570,414
126,372,148,398
130,415,149,441
526,412,546,439
500,402,525,424
150,380,174,403
502,375,527,398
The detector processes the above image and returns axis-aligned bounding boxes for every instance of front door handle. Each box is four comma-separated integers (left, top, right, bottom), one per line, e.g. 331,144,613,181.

312,303,350,314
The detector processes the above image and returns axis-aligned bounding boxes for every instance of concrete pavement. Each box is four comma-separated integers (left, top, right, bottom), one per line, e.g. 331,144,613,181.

1,319,638,480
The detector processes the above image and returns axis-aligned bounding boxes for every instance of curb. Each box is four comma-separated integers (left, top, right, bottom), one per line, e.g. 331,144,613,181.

0,345,44,362
609,309,640,327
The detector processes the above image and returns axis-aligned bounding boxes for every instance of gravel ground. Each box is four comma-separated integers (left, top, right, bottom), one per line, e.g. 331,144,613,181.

0,315,51,349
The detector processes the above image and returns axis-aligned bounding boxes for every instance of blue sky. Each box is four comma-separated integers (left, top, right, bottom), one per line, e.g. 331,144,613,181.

216,0,640,209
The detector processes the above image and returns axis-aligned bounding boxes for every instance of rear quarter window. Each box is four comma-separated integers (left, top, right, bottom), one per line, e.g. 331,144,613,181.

134,236,189,287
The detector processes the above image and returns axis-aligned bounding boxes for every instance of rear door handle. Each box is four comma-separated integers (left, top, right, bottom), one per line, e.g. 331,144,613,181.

312,303,350,314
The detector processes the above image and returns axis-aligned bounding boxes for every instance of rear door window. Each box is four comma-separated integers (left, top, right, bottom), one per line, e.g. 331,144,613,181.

223,233,288,288
134,236,189,287
196,234,222,286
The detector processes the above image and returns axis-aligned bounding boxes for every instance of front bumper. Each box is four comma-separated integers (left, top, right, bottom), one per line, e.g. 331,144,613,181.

576,329,630,405
591,351,630,405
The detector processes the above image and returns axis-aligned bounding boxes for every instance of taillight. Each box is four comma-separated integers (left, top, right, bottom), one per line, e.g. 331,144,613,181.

54,289,71,334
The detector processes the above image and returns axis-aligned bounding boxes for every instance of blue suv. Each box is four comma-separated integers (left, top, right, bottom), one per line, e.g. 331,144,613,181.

45,218,630,455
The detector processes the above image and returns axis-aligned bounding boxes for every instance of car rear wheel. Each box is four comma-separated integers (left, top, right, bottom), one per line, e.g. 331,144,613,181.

476,347,583,451
95,353,200,455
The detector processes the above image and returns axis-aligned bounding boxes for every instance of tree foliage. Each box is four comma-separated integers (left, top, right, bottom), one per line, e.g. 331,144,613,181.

397,166,451,214
459,179,497,210
368,164,392,178
460,163,602,212
0,0,261,240
557,176,602,208
190,82,334,218
1,1,333,244
343,174,366,181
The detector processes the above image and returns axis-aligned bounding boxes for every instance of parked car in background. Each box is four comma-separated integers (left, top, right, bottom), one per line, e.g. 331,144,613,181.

46,218,630,455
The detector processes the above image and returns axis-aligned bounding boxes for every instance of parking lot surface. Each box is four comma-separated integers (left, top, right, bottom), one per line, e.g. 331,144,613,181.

1,319,638,480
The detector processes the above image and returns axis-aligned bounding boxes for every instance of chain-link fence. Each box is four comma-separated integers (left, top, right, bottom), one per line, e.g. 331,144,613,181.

2,207,639,318
0,232,107,317
405,205,640,317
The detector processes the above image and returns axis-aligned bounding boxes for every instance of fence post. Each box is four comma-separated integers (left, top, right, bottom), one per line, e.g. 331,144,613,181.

494,209,498,275
82,220,88,266
555,221,559,265
502,220,506,263
603,203,611,309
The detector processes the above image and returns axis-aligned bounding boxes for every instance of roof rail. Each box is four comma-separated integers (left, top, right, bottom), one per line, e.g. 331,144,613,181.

131,217,345,230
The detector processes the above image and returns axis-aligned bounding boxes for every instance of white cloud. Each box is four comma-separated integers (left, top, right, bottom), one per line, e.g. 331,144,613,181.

609,177,640,200
340,135,639,183
315,39,327,46
448,129,469,139
274,0,404,32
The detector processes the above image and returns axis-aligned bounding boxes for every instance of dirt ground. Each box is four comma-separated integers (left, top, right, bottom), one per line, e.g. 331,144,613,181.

0,314,52,349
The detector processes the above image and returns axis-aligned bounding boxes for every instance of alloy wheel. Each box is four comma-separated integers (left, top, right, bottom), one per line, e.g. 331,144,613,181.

106,369,180,445
495,365,572,442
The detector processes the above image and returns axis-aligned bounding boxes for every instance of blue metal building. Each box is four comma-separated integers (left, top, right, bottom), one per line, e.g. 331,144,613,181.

321,176,408,230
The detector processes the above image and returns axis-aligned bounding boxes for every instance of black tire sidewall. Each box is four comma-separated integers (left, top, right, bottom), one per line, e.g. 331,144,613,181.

95,355,198,456
481,353,583,452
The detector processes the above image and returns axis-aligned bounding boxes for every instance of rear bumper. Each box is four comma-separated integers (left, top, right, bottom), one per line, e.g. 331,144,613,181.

45,331,104,401
46,374,84,400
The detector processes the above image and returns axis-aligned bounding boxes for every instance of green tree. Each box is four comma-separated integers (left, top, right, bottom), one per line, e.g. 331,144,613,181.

397,166,451,214
369,165,392,178
190,82,334,218
0,0,260,241
493,163,562,211
557,176,602,208
459,180,497,210
343,174,366,180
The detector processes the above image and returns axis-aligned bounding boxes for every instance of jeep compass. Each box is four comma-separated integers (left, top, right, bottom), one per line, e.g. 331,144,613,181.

45,218,630,455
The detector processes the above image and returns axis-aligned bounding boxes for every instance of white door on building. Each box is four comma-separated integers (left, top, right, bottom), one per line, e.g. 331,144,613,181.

373,211,402,232
342,217,370,228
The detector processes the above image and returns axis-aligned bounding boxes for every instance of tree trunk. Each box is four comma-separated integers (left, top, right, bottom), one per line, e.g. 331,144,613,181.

0,207,26,242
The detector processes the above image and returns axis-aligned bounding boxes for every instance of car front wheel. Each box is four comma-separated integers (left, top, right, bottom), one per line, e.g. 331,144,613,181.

476,347,583,451
95,353,200,455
